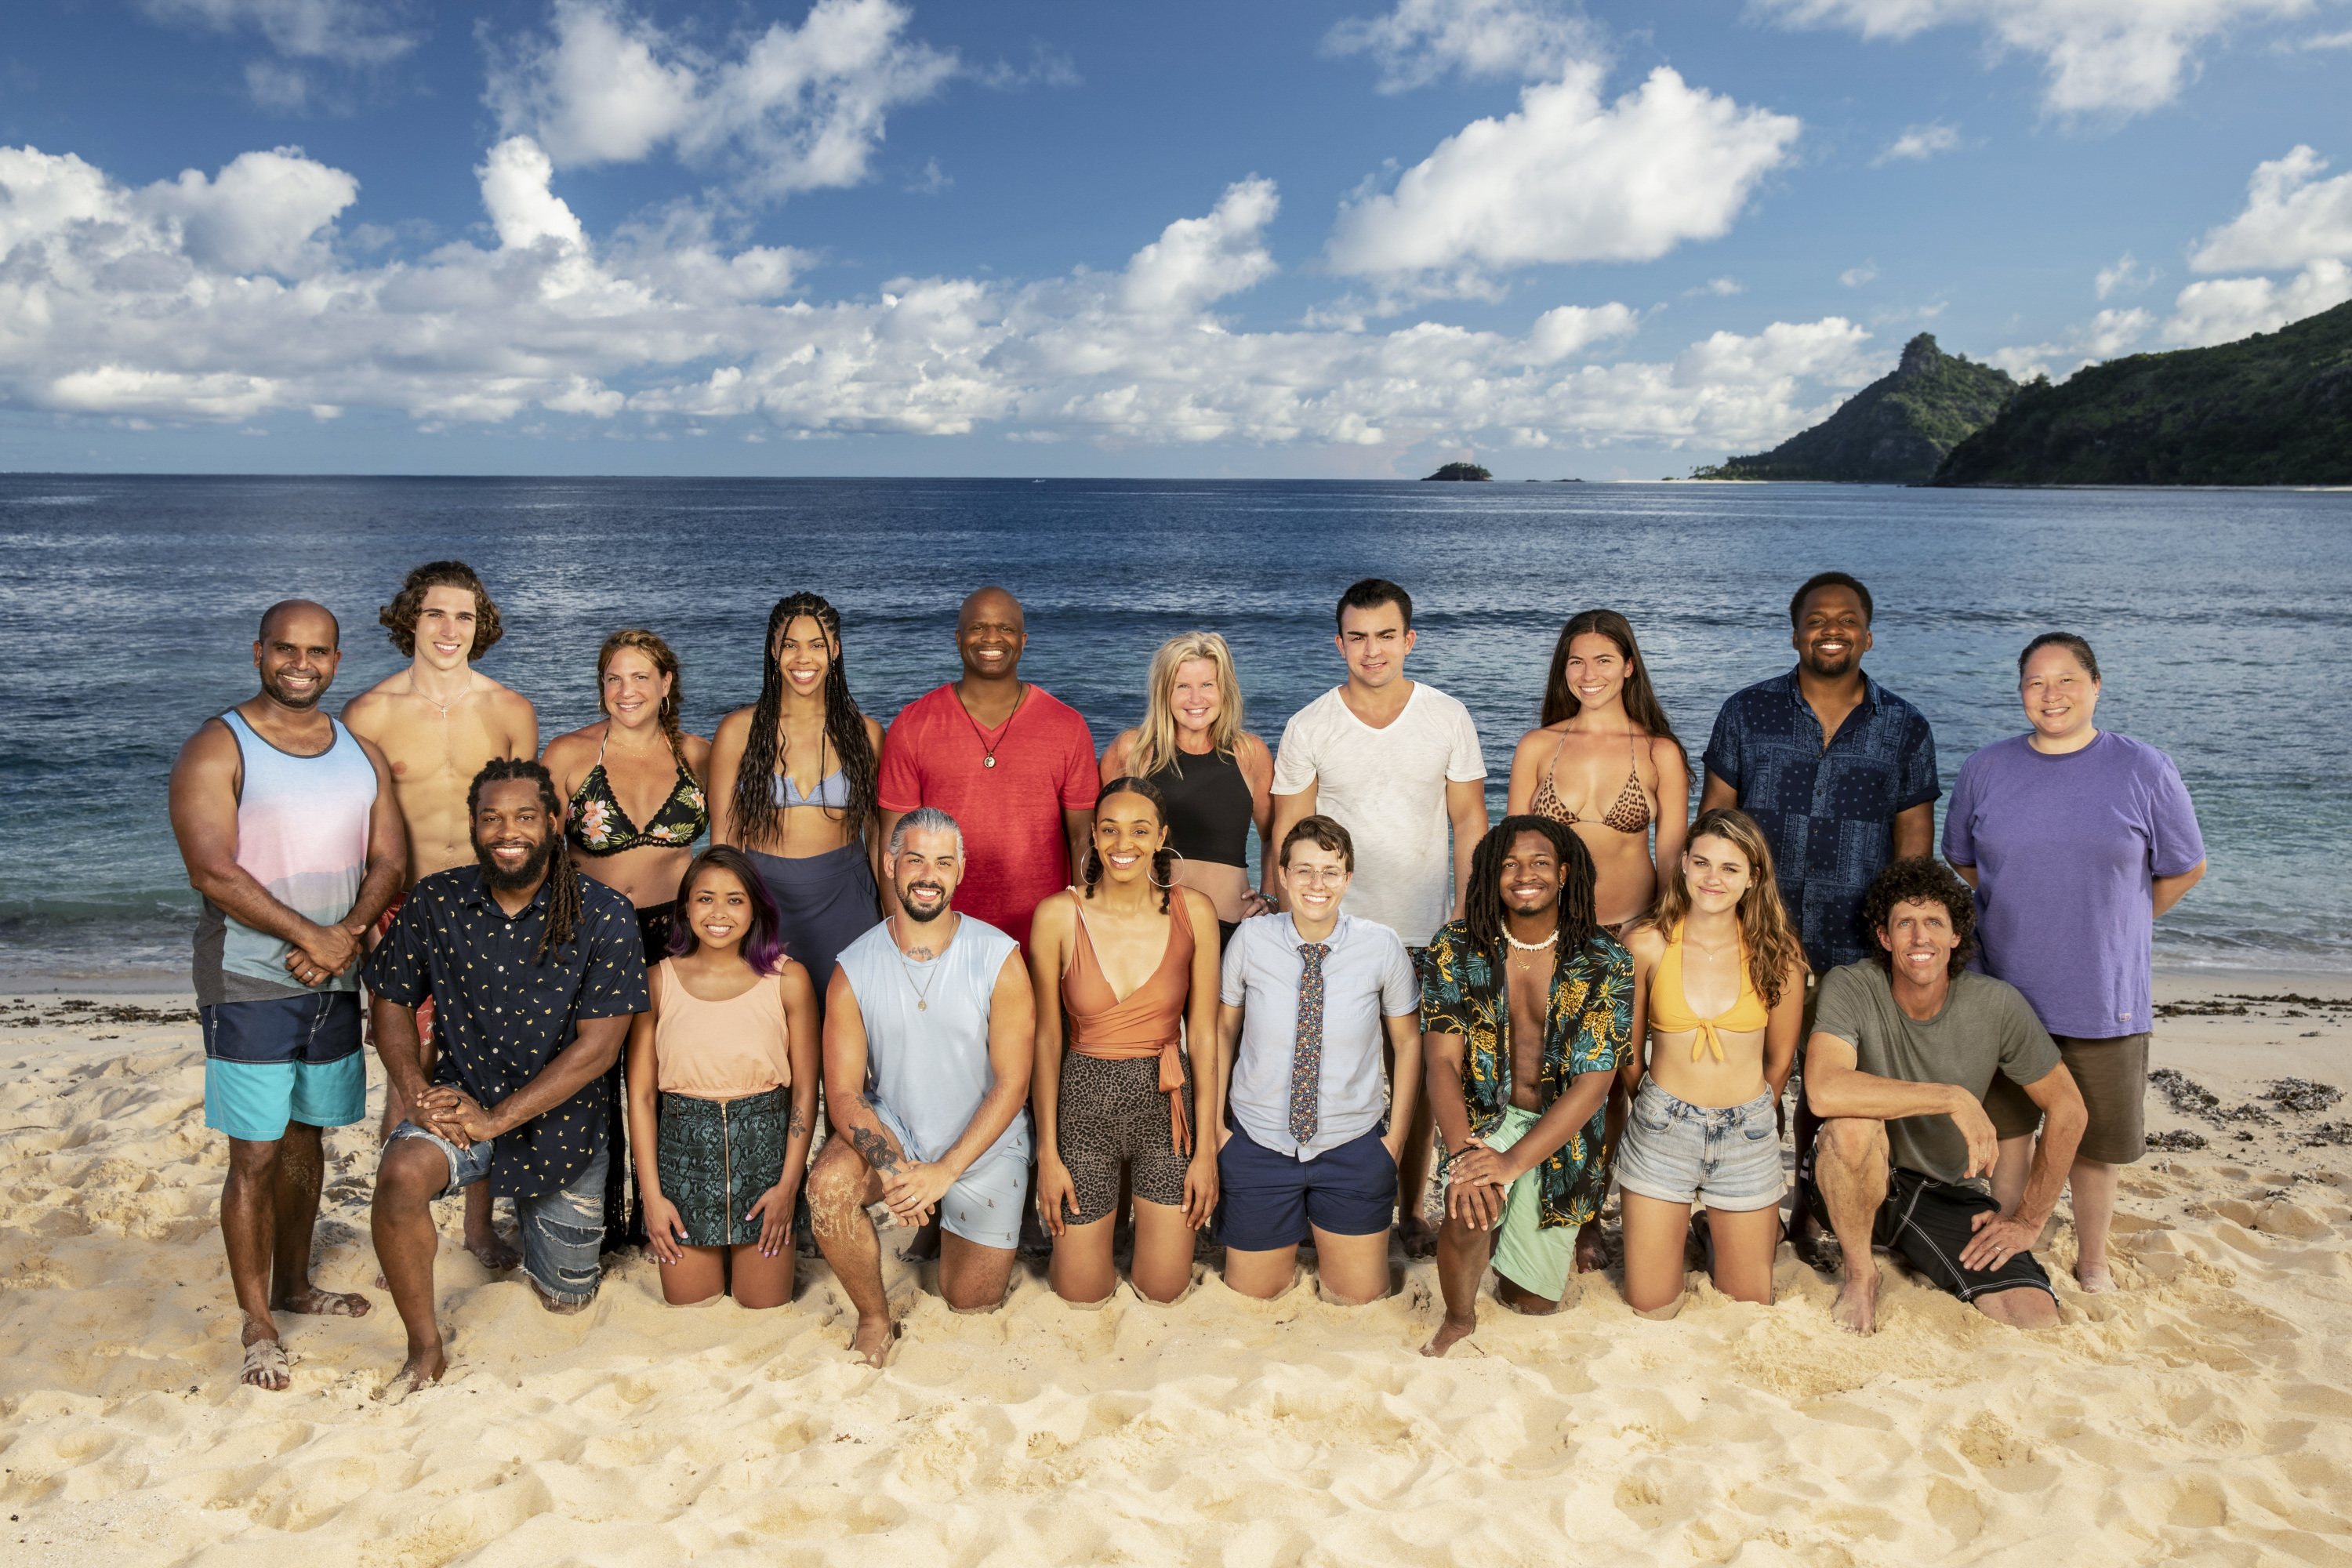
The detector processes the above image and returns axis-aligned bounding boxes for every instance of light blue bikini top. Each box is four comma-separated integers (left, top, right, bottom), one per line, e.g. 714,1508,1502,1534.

773,768,851,809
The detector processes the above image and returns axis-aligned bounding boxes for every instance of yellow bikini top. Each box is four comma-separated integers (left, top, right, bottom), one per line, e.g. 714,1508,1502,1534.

1651,920,1770,1062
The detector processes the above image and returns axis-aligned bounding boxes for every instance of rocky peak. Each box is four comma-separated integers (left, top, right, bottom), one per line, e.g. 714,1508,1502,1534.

1897,333,1942,379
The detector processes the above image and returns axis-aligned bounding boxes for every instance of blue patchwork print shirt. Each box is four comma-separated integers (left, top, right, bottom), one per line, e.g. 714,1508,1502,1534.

1701,666,1940,973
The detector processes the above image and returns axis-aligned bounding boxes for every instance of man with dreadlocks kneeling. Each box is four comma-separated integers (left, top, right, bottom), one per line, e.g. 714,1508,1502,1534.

365,759,650,1401
1418,816,1633,1357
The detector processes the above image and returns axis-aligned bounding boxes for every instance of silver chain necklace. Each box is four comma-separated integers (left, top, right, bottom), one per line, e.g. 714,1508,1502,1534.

892,917,941,1011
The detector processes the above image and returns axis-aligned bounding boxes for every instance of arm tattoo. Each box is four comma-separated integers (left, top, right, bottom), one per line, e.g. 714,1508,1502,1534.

849,1126,901,1176
789,1107,807,1138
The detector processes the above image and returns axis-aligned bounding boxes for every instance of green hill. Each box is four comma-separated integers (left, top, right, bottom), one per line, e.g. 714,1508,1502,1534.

1934,299,2352,486
1693,333,2016,483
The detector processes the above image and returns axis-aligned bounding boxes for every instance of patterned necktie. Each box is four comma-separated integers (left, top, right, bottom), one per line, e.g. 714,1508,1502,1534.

1289,942,1330,1145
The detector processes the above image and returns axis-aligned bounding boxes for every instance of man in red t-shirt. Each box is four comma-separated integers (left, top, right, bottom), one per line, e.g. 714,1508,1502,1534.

877,586,1098,949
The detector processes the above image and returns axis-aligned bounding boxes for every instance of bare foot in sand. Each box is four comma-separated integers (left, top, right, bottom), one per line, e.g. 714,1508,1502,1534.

465,1228,521,1272
275,1286,371,1318
1398,1214,1440,1260
375,1345,448,1403
1420,1314,1477,1357
848,1313,897,1368
1573,1220,1609,1274
239,1328,290,1391
1831,1265,1879,1335
899,1218,942,1264
2075,1261,2114,1294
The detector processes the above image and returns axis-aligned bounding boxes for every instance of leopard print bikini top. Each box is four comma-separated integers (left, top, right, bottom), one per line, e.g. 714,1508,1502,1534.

1528,730,1653,835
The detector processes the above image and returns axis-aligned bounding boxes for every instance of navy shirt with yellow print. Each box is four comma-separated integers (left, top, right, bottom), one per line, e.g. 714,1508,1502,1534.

1419,923,1632,1229
364,864,648,1199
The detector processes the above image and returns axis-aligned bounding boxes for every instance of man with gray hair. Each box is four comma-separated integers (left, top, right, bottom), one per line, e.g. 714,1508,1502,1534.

805,807,1037,1365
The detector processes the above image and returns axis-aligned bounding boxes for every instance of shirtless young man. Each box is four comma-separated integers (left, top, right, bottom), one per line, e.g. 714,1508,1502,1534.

344,562,539,1269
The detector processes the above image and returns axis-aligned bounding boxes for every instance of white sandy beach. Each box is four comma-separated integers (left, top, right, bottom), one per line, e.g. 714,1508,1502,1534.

3,973,2349,1566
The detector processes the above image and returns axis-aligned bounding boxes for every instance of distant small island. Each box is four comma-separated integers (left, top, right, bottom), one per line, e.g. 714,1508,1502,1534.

1424,463,1492,481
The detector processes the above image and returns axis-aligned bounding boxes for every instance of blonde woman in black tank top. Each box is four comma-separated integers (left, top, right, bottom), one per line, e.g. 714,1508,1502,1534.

1099,632,1275,948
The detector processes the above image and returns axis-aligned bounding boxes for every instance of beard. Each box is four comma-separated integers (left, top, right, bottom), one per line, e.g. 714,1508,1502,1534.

1504,891,1560,919
898,880,950,922
477,832,555,891
261,670,325,710
1800,644,1857,678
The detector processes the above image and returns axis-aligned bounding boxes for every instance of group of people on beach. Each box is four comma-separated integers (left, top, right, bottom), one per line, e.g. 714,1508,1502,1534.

168,559,2207,1394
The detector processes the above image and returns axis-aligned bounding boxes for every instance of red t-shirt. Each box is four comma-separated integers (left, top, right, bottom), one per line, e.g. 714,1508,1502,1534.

877,683,1100,949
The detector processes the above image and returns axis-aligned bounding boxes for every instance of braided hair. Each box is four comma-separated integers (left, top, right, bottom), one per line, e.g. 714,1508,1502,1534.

1461,814,1600,1000
1082,776,1177,914
467,757,583,964
728,593,877,853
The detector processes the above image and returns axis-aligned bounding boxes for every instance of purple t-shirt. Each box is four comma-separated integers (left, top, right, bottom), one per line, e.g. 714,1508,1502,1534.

1943,731,2205,1040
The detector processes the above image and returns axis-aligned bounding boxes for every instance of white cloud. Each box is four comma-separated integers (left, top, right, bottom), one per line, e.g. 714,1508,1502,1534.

0,137,1885,456
485,0,956,199
2277,26,2352,48
1871,122,1962,164
141,0,420,66
1325,64,1800,292
1756,0,2313,118
1988,306,2152,379
1322,0,1599,91
2161,260,2351,344
1690,276,1744,296
2094,251,2153,298
2188,145,2352,270
1839,261,1878,286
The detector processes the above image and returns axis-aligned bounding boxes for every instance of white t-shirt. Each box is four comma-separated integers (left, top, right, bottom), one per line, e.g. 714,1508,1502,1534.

1270,682,1486,947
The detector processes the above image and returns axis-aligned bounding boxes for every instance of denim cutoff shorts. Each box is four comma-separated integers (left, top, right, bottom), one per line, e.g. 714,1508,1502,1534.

1614,1081,1784,1213
387,1121,608,1305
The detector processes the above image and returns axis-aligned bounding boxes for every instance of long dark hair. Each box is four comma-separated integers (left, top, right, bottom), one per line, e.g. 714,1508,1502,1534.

1082,776,1177,914
1462,815,1601,1000
667,846,789,976
1539,608,1684,760
727,593,877,852
467,757,580,964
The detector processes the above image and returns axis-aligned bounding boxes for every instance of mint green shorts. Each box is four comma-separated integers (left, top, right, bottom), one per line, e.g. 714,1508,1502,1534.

1478,1103,1577,1302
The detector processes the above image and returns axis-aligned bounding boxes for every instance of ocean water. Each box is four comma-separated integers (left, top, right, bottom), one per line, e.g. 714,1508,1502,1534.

3,474,2345,988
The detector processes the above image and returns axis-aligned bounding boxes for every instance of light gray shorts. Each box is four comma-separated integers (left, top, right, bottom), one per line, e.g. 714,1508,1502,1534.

869,1099,1028,1250
1614,1081,1784,1214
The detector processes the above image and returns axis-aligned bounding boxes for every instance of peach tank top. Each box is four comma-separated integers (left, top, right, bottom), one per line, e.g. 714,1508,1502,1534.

652,959,793,1099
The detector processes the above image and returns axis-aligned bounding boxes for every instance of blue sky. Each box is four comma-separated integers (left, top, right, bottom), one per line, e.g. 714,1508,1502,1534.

2,0,2348,477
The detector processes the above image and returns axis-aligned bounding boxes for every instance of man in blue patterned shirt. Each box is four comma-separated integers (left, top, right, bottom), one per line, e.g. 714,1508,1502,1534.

1699,572,1938,1234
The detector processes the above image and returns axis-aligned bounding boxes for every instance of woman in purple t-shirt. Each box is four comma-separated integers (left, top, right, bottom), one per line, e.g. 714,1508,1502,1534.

1944,632,2208,1294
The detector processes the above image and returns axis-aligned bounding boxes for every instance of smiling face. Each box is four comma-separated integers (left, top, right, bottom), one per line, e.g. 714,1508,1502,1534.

956,590,1026,682
472,777,555,892
1168,656,1223,738
684,865,754,955
773,614,837,702
1093,789,1170,887
601,646,671,731
1682,833,1755,918
1562,632,1629,715
889,825,964,924
1498,829,1563,920
1279,838,1352,924
1791,585,1872,679
415,585,480,673
252,606,341,712
1335,601,1414,690
1877,896,1962,987
2020,644,2100,744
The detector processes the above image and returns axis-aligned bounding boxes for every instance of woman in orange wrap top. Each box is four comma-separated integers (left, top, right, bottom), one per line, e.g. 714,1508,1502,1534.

1029,777,1223,1308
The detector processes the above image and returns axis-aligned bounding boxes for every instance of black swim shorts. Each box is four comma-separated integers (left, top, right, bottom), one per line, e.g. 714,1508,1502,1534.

1801,1149,2054,1303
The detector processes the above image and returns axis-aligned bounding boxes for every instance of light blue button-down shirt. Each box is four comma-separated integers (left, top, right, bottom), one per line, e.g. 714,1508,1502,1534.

1219,912,1419,1161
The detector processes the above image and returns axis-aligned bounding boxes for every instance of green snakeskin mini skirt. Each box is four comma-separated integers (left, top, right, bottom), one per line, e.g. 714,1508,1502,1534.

655,1086,789,1247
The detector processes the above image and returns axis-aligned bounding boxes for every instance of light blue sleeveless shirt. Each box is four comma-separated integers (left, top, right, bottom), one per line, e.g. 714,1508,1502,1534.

198,710,377,997
837,914,1029,1166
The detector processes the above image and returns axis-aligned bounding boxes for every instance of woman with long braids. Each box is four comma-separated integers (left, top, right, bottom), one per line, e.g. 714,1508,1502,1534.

1615,808,1809,1317
1026,778,1222,1305
545,629,711,1249
1419,815,1633,1356
708,593,885,1006
1506,609,1690,930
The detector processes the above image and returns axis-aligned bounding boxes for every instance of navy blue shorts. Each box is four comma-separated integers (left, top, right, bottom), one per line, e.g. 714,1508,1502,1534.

1218,1124,1395,1250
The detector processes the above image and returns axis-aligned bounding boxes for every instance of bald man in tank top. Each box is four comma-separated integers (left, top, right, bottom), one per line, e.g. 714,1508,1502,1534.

344,561,539,1270
805,808,1036,1367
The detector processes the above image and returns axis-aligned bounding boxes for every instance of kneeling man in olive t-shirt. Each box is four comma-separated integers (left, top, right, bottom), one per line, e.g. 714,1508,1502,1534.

1803,857,2087,1334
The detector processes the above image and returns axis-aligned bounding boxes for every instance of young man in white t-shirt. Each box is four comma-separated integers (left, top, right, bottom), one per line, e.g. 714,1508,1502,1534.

1265,578,1488,1254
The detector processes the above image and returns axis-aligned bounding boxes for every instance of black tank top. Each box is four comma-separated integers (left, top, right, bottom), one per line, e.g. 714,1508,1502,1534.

1144,746,1253,868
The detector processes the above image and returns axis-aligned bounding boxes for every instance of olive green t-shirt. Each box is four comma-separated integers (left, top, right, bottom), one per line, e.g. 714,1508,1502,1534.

1813,961,2060,1191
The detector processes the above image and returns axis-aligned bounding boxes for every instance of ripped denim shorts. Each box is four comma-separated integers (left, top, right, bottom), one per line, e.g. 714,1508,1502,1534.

387,1121,608,1305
